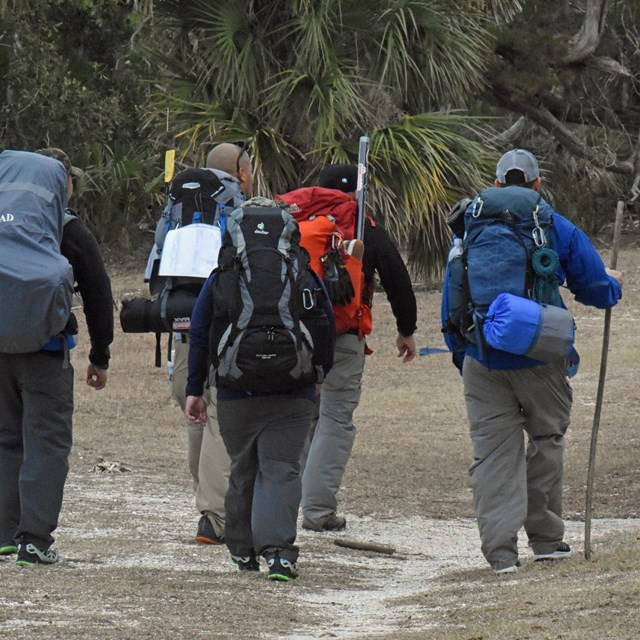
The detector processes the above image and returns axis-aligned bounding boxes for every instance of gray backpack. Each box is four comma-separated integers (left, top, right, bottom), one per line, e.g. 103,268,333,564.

0,150,74,353
153,167,244,253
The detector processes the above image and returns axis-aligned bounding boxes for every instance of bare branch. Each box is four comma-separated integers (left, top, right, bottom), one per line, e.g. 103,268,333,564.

630,129,640,203
564,0,611,65
521,103,635,175
489,116,529,146
586,56,633,77
334,538,396,555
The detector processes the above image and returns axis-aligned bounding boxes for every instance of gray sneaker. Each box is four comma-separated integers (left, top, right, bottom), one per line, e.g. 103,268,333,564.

230,554,261,572
302,513,346,532
534,542,572,561
494,561,521,575
16,542,59,567
266,552,299,581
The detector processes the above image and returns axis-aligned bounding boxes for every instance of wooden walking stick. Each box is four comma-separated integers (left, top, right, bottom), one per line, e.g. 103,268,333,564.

584,201,624,560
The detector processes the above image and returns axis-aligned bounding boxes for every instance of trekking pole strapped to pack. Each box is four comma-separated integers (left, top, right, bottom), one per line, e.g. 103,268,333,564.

356,136,370,242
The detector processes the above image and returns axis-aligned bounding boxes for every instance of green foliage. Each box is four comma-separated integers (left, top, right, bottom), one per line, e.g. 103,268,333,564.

73,144,163,250
485,0,640,234
0,0,155,245
488,23,567,106
148,0,502,276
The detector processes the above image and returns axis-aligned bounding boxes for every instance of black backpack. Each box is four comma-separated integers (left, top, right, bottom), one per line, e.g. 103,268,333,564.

121,167,245,366
155,167,244,249
210,205,334,393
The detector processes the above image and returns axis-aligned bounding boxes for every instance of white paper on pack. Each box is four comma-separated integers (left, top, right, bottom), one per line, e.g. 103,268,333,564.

158,225,222,278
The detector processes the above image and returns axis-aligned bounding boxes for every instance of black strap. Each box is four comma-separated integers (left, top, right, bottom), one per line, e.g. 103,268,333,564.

155,332,162,368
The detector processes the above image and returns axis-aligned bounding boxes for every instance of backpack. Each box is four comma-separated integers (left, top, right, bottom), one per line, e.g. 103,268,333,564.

151,166,244,293
446,186,571,360
209,204,334,393
154,167,244,253
277,187,372,336
0,150,74,354
121,167,244,363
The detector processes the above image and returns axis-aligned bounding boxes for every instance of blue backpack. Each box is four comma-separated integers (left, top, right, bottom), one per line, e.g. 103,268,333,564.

446,186,563,356
0,150,74,354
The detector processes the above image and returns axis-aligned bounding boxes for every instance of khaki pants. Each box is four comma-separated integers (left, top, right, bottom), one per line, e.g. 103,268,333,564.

172,336,230,538
301,333,366,526
463,357,572,570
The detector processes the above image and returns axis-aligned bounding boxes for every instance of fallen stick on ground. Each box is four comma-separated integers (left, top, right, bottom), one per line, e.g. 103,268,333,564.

334,538,396,555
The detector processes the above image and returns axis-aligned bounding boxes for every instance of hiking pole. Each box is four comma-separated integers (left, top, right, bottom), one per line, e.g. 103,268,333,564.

584,200,624,561
355,136,370,241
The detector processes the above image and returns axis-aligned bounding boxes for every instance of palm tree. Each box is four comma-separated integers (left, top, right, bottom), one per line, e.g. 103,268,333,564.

148,0,522,275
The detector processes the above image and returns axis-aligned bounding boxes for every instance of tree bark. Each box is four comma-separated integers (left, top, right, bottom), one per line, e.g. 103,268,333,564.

564,0,611,65
520,103,635,175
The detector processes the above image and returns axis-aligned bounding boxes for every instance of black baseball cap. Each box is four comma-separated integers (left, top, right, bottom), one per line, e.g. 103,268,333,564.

318,164,358,193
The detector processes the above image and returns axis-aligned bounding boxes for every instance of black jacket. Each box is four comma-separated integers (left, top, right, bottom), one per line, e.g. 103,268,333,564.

60,213,113,368
362,218,417,338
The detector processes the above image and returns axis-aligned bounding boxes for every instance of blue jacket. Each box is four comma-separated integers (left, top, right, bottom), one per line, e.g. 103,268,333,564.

442,202,622,372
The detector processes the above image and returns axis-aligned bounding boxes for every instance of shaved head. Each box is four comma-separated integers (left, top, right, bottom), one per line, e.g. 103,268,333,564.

206,143,250,175
205,142,254,197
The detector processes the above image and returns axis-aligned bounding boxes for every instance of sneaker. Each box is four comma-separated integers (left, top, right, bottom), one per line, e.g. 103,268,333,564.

230,554,261,572
302,513,346,532
266,552,299,581
494,561,521,575
16,542,59,566
0,544,18,556
534,542,572,561
195,514,225,545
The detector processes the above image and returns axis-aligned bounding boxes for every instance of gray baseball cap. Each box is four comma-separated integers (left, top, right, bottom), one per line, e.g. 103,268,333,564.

496,149,539,183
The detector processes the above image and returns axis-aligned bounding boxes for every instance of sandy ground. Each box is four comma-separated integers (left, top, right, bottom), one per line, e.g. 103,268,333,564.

1,238,639,639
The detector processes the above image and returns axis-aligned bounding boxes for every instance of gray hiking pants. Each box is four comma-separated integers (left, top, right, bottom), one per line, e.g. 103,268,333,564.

172,336,230,538
301,333,366,526
463,357,572,570
0,352,74,549
218,395,313,562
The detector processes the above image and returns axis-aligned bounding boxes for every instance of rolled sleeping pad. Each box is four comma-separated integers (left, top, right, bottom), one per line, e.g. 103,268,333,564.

483,292,574,362
120,288,198,334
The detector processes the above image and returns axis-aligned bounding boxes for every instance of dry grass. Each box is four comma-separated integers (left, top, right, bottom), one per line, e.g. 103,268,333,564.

1,243,639,639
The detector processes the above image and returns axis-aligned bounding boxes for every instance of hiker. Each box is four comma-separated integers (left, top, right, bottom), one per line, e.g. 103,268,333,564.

160,142,253,546
0,148,113,566
285,164,418,532
442,149,623,574
185,197,335,580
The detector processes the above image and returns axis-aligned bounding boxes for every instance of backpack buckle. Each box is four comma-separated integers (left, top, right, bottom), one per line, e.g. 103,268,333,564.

532,205,546,247
471,197,484,218
302,288,315,310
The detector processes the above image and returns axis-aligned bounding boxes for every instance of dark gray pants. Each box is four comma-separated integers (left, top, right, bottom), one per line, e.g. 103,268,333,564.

218,395,313,563
0,352,74,549
463,357,572,570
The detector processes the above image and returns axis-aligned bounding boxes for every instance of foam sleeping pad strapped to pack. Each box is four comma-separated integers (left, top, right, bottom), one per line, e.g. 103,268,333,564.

483,293,574,362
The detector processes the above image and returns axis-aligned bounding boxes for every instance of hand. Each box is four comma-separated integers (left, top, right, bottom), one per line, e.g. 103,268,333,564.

396,334,417,363
186,395,207,426
606,268,623,285
86,364,108,390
